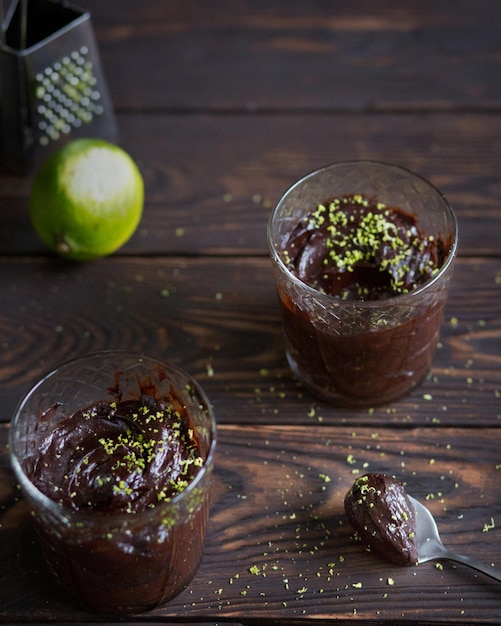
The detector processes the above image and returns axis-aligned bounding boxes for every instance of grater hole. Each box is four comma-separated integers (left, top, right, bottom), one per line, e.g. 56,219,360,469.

34,47,104,146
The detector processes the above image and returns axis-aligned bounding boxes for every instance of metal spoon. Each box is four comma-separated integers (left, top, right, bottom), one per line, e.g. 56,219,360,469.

409,495,501,583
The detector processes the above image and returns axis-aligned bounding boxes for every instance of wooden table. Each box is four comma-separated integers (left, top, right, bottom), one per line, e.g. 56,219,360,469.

1,1,500,623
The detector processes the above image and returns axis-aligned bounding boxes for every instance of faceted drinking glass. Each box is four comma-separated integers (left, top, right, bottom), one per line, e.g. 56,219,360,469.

9,351,216,614
268,161,458,407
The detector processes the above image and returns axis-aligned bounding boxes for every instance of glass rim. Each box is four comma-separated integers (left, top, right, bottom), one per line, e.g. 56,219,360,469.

9,350,217,525
267,159,459,308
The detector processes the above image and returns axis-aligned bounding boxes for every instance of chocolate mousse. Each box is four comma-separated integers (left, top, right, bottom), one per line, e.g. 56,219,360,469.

274,193,451,405
344,473,419,566
26,394,210,614
282,194,445,300
31,396,204,514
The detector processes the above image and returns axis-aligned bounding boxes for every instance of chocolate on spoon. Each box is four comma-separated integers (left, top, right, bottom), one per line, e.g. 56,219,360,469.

345,472,501,582
344,473,418,565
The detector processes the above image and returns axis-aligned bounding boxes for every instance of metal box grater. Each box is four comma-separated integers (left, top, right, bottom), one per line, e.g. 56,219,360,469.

0,0,117,175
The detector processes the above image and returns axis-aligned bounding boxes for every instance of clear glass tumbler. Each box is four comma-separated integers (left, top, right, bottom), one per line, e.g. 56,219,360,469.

268,161,458,407
9,351,216,614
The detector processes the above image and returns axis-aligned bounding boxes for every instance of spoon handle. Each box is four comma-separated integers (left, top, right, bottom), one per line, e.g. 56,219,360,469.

442,549,501,583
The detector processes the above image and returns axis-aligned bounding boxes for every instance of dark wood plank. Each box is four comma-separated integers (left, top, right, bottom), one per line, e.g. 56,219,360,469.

1,256,499,427
81,0,501,111
0,1,498,624
1,112,500,256
2,422,501,621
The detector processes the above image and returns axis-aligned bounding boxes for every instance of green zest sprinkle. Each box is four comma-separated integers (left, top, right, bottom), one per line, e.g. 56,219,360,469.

285,193,439,298
65,399,206,513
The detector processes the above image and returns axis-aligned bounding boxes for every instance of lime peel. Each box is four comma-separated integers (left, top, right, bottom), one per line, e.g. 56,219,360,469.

30,138,144,261
65,147,135,204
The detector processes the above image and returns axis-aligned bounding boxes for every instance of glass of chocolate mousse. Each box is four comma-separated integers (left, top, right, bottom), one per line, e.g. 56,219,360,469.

268,161,458,407
9,351,216,614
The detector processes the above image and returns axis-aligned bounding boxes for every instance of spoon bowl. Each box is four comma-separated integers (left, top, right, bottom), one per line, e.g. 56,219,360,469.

409,495,501,582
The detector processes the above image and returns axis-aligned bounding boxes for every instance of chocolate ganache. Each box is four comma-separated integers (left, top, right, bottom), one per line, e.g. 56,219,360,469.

344,473,419,566
31,396,204,514
282,193,445,300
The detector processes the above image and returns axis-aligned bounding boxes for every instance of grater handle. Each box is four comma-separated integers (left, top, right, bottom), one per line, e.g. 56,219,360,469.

20,0,27,49
1,0,67,47
1,0,20,45
1,0,9,44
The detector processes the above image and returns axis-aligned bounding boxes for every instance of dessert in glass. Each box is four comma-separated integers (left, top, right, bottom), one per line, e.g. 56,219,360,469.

268,161,458,407
9,351,216,614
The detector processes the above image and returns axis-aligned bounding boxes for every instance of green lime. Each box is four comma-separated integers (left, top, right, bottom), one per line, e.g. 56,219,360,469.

30,138,144,261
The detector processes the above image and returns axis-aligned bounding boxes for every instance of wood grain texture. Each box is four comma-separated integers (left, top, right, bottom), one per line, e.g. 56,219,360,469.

81,0,501,111
1,112,500,256
2,423,501,621
0,256,499,427
0,0,500,622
